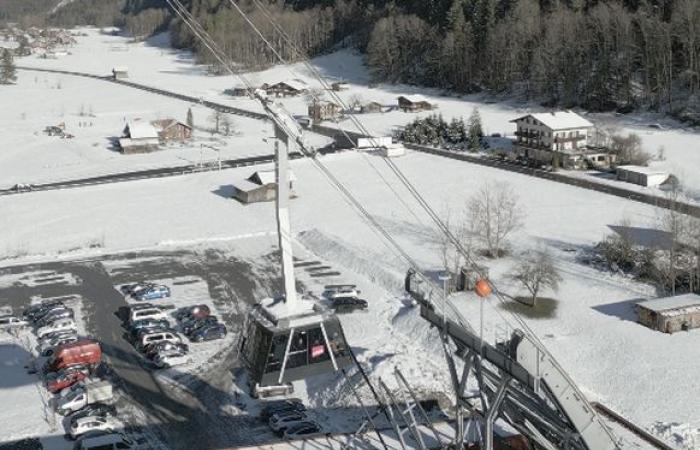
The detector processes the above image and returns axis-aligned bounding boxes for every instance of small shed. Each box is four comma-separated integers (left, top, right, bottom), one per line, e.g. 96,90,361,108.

636,294,700,333
119,120,160,154
331,81,349,91
232,170,297,204
398,95,433,112
617,165,669,187
308,100,341,122
112,66,128,80
151,119,192,141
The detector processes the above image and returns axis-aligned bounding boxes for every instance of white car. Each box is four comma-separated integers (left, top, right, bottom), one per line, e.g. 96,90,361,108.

153,353,190,369
75,432,133,450
36,318,76,338
139,331,180,350
0,315,29,329
269,411,309,432
129,307,166,324
323,286,360,300
70,415,119,439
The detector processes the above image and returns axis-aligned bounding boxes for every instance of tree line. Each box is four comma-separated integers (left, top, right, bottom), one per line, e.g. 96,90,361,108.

4,0,699,122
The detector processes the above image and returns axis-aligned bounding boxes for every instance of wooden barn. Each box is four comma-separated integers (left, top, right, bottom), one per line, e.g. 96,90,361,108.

398,95,433,112
636,294,700,333
261,80,308,97
308,100,341,122
119,120,159,154
232,170,297,204
151,119,192,142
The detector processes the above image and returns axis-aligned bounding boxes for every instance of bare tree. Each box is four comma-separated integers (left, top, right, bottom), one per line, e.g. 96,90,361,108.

209,110,223,134
437,205,475,279
508,250,562,306
468,182,524,258
658,184,693,294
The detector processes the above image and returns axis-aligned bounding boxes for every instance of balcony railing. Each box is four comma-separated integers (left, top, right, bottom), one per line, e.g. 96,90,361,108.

554,135,586,143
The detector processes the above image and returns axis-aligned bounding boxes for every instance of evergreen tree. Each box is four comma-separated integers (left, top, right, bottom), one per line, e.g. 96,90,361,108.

186,107,194,129
467,107,484,151
0,49,17,85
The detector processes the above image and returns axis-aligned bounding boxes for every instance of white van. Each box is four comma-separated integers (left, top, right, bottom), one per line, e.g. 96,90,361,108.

128,308,166,324
75,432,134,449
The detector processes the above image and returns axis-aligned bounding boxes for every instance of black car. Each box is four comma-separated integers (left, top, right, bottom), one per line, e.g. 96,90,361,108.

189,323,227,342
130,318,170,332
144,341,189,359
175,304,211,322
67,402,117,424
260,399,305,420
182,316,218,336
35,308,74,327
332,297,368,313
128,302,157,312
24,300,65,319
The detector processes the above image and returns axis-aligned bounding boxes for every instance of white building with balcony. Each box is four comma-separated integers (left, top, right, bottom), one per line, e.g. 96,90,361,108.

510,111,611,169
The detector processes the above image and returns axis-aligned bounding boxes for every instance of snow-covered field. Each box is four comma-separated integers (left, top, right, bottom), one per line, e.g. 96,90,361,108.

1,149,697,447
12,28,700,198
2,26,699,449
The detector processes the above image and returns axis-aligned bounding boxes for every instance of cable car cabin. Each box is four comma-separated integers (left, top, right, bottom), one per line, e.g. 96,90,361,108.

241,298,353,396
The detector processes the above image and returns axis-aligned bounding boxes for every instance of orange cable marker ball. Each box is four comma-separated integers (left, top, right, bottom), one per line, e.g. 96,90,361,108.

475,279,492,298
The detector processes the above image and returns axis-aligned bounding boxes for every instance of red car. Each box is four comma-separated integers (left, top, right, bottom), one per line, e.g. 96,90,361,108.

46,365,89,393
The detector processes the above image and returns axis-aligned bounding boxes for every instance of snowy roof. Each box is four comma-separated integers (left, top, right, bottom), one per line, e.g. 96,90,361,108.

151,118,190,131
637,294,700,313
112,66,128,72
267,79,308,92
617,165,669,176
126,121,158,139
247,170,297,186
398,95,430,104
512,111,593,130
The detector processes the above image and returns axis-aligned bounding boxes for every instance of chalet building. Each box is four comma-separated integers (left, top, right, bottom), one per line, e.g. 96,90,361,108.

361,102,384,114
616,166,670,188
232,170,297,204
510,111,611,169
261,80,307,97
119,120,159,154
398,95,433,112
151,119,192,142
636,294,700,333
308,100,341,122
112,66,128,80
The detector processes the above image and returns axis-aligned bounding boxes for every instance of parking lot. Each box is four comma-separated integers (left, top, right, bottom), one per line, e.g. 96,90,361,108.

0,240,393,449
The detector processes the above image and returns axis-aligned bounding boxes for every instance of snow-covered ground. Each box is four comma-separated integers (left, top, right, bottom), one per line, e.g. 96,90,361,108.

0,149,697,447
12,28,700,198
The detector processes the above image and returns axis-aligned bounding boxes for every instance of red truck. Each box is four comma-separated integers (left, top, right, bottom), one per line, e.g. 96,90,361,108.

44,339,101,374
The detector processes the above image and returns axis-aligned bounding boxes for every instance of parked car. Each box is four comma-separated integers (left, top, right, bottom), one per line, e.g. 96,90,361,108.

182,316,218,335
46,365,90,393
322,285,360,300
120,282,154,296
35,308,75,327
70,416,119,440
130,318,170,331
332,297,368,313
133,284,170,301
127,302,156,312
37,319,77,339
144,341,188,360
260,399,305,420
67,403,117,424
0,315,29,329
269,411,309,432
32,305,71,324
39,328,78,344
175,304,211,321
153,353,190,369
129,307,166,324
44,339,101,373
24,301,64,321
133,325,173,343
138,331,181,351
282,421,324,439
56,380,113,415
189,323,227,342
74,432,134,450
40,334,81,356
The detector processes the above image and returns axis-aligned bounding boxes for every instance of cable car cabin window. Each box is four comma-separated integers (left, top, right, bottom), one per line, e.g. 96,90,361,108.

264,335,288,374
287,330,309,369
